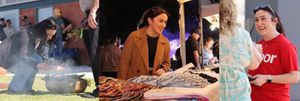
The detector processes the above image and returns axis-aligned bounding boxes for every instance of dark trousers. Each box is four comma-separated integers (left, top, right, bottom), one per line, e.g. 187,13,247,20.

84,24,101,94
83,11,101,95
101,72,117,78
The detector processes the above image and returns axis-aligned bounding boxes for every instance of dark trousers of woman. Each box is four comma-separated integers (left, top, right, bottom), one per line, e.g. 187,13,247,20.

83,19,101,97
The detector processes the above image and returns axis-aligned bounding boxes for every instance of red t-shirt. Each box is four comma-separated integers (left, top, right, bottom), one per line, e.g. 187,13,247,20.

248,34,299,101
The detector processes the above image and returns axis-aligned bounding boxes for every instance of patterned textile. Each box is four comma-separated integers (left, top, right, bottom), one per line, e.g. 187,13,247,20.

219,27,253,101
99,76,156,101
144,94,209,101
128,72,212,88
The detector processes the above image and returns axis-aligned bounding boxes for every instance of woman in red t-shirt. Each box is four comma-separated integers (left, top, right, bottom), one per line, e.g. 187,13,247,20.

248,4,300,101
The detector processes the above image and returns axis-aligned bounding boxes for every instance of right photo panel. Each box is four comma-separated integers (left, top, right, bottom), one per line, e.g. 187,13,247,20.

219,0,300,101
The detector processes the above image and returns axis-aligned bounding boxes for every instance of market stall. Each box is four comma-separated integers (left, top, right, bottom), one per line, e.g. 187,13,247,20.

144,82,219,101
98,0,220,100
99,63,219,100
143,63,219,101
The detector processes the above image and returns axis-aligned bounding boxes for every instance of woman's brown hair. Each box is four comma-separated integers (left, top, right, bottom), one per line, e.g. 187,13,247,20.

253,4,285,36
137,6,170,29
220,0,238,35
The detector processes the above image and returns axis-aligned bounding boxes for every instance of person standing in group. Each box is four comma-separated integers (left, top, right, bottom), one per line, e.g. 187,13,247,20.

249,4,299,101
0,18,6,42
48,8,65,60
219,0,263,100
185,28,201,68
175,28,201,68
117,6,171,80
3,19,16,48
81,0,101,98
20,16,33,30
0,19,16,68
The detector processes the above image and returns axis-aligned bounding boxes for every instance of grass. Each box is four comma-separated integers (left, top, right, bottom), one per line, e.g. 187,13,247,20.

0,75,98,101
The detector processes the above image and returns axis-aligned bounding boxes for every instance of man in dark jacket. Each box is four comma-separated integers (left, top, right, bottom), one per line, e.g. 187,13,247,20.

7,19,64,94
0,18,6,43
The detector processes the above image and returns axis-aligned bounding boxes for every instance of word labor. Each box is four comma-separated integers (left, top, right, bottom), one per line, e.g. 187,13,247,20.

262,53,277,64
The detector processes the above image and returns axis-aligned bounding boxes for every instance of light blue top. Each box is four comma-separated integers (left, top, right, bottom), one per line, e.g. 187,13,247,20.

203,48,214,66
219,27,254,101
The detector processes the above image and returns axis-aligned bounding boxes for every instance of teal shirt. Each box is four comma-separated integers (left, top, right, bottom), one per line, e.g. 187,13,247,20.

220,27,253,101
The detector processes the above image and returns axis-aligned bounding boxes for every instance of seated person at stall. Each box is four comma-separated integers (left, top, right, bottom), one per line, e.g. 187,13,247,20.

99,35,121,78
203,37,218,66
117,6,171,80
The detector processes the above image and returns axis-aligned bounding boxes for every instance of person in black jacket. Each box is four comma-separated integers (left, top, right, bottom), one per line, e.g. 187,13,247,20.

0,18,6,43
7,19,64,94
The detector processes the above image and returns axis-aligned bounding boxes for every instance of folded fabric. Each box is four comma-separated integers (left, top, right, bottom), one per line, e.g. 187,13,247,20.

129,72,211,88
144,94,209,101
99,76,157,101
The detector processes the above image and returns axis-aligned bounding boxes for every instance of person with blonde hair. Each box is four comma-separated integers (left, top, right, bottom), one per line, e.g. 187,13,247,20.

219,0,263,100
48,8,65,60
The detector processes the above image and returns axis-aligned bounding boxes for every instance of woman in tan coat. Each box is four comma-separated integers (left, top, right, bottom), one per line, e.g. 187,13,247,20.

118,6,171,80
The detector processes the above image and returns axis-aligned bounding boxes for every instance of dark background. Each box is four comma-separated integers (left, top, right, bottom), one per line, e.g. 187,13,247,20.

98,0,200,45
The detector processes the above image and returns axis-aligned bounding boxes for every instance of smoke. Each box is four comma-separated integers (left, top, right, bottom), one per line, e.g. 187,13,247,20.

41,58,88,93
1,22,90,93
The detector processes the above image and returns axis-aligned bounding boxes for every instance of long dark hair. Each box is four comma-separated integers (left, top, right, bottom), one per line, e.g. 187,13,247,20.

253,4,285,36
32,19,57,42
34,19,57,32
136,6,170,30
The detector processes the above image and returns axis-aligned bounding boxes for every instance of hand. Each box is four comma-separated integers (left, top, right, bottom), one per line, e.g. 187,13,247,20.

213,57,218,62
251,74,268,86
154,69,166,76
88,12,98,29
248,75,256,81
37,63,52,70
55,65,64,71
63,24,73,33
67,24,72,29
196,64,201,69
209,57,218,64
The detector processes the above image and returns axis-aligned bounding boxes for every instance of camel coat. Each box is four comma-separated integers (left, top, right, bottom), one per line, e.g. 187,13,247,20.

117,27,171,80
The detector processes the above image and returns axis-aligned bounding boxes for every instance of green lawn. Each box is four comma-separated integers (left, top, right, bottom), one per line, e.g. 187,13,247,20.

0,75,98,101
